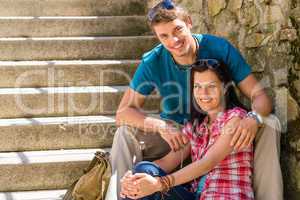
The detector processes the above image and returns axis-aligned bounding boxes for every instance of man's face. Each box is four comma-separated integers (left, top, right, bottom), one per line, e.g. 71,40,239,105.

152,18,193,58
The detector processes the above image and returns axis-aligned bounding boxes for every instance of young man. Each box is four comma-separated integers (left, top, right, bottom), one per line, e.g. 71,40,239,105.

105,1,283,200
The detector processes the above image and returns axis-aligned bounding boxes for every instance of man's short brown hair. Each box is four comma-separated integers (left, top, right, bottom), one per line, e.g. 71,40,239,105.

148,1,189,27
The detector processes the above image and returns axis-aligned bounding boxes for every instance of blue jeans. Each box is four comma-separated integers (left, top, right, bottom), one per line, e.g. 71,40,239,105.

122,161,195,200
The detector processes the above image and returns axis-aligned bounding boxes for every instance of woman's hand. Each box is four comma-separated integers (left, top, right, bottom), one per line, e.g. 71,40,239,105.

120,171,139,198
120,172,162,199
129,173,162,199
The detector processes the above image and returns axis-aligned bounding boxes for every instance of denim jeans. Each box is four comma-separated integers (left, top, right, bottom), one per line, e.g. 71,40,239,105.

122,161,195,200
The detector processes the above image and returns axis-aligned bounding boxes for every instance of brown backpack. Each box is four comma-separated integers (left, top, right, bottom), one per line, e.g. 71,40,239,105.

63,151,111,200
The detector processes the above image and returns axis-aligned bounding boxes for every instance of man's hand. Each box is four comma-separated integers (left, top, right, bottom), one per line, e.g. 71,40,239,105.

159,123,188,152
230,117,258,151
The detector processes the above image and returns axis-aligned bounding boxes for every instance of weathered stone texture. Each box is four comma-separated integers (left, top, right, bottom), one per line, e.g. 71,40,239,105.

213,10,240,41
208,0,227,17
294,70,300,101
275,87,300,126
263,5,285,24
228,0,243,13
273,68,288,86
245,33,266,47
239,4,259,27
282,119,300,199
279,28,298,41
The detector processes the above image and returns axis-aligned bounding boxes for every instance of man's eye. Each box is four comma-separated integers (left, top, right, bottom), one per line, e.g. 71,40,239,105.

160,35,168,40
176,27,183,32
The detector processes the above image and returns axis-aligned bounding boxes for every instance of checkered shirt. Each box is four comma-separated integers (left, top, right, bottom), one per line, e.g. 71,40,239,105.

182,107,254,200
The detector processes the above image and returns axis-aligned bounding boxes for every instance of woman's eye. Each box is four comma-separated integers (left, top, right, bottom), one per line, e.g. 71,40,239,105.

208,85,216,89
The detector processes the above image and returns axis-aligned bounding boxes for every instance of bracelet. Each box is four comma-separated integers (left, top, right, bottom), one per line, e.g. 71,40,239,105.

158,177,167,193
246,111,264,128
167,174,175,188
159,176,170,193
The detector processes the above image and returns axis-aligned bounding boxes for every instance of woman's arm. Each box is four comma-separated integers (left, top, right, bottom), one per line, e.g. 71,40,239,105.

154,142,191,173
170,117,240,186
122,117,243,199
120,143,191,199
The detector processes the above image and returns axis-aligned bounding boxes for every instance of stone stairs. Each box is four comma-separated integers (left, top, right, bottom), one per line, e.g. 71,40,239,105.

0,0,158,199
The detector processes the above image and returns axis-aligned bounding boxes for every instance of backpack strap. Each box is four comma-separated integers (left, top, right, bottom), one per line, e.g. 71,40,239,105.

83,151,110,173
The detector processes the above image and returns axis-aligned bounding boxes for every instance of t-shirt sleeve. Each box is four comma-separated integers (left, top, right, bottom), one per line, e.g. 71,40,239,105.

129,60,156,96
222,39,252,84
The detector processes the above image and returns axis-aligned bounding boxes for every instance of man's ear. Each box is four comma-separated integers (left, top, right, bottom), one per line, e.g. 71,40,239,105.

185,16,193,29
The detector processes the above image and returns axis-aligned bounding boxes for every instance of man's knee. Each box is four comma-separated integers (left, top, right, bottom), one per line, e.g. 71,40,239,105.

255,114,282,160
113,126,137,143
264,114,282,134
111,126,140,160
255,114,281,143
115,125,134,137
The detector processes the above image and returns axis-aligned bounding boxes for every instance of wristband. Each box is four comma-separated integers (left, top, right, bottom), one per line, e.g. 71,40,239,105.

246,111,264,128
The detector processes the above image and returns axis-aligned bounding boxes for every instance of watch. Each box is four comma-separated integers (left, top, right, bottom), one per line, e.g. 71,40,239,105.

246,111,264,128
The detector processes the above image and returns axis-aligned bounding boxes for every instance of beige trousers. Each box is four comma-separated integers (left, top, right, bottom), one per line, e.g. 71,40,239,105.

105,115,283,200
253,115,283,200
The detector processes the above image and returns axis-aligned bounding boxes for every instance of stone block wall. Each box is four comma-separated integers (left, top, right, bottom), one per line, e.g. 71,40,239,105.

148,0,300,198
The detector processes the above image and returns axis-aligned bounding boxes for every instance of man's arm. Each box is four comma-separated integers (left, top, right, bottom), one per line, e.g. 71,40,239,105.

230,74,272,150
115,88,158,131
115,88,188,151
238,74,272,116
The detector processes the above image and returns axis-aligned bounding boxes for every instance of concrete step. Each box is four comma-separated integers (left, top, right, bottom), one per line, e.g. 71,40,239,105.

0,148,109,191
0,115,116,152
0,60,139,88
0,0,147,16
0,36,157,61
0,86,160,118
0,16,150,37
0,189,66,200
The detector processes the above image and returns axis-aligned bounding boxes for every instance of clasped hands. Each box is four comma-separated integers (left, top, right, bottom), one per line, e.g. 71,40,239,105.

120,171,161,199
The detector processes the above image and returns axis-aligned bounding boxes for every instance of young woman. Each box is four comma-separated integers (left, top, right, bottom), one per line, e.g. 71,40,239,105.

120,59,254,200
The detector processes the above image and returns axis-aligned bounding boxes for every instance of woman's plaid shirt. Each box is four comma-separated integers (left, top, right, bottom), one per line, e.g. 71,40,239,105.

182,107,254,200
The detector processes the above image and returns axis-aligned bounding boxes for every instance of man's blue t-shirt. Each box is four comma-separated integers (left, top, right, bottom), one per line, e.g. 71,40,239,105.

129,34,252,124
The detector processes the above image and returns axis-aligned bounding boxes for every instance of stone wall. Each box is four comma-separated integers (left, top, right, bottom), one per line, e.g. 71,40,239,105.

148,0,300,198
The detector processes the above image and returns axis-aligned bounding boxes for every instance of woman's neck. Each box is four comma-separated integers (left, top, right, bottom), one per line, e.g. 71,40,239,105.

207,108,225,126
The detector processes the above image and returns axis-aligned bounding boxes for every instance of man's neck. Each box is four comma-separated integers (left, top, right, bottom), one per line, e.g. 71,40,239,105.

173,36,198,66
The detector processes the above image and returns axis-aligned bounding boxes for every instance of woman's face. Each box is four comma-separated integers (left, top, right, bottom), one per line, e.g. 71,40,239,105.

193,70,225,114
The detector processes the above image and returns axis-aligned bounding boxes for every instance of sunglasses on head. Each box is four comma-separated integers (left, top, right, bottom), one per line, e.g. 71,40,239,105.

191,59,220,69
148,0,175,21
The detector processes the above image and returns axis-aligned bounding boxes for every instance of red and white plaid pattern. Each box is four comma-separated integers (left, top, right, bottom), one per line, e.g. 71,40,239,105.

182,107,254,200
